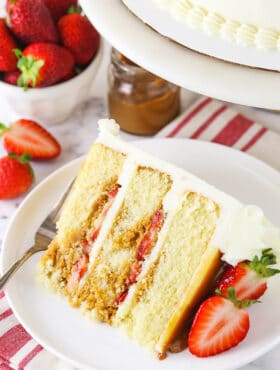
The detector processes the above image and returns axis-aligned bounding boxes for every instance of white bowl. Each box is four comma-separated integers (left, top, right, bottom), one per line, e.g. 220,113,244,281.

0,39,104,125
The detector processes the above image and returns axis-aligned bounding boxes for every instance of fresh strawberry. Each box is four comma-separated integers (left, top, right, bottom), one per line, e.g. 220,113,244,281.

3,70,20,85
42,0,78,21
0,119,61,160
0,18,18,72
217,249,280,300
6,0,59,45
58,7,100,65
0,154,33,199
16,43,75,88
188,288,254,357
60,69,75,83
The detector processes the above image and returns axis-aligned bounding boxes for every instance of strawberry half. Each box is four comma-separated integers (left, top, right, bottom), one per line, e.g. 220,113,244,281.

188,288,253,357
15,43,75,89
0,119,61,160
217,249,280,300
0,153,33,199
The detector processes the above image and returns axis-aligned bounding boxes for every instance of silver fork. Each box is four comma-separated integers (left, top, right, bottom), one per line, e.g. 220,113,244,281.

0,179,74,291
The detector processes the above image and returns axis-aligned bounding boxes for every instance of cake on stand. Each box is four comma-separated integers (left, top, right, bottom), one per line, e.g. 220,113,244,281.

80,0,280,110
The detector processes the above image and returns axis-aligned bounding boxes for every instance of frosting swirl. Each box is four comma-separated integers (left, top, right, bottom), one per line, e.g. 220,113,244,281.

155,0,280,50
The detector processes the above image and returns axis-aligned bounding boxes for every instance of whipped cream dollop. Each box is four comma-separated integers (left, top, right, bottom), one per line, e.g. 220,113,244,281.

98,119,120,136
214,205,280,266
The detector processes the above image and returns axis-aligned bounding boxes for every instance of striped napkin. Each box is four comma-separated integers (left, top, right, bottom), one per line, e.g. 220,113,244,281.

157,96,280,171
1,95,280,369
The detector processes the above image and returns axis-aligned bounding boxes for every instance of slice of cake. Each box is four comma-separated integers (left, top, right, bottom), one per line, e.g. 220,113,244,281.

38,119,280,358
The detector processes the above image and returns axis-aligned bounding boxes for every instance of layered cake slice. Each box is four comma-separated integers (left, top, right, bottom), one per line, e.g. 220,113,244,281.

38,119,280,358
40,137,126,294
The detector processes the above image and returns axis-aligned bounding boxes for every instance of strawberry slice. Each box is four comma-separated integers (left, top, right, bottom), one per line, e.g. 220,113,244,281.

188,288,253,357
108,184,121,198
115,290,128,305
129,261,141,285
137,209,164,261
116,209,165,306
67,253,89,292
90,184,121,242
0,119,61,160
218,249,280,300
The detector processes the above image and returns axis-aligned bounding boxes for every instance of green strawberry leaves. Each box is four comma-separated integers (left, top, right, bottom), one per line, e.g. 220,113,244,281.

249,248,280,278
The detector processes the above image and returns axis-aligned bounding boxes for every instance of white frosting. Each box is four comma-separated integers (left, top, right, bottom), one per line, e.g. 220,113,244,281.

236,24,257,47
98,119,120,137
192,0,280,30
130,0,280,50
220,20,239,43
96,119,280,266
213,205,280,266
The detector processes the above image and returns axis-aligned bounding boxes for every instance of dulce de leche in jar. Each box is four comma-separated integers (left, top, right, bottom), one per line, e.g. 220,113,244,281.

108,49,180,135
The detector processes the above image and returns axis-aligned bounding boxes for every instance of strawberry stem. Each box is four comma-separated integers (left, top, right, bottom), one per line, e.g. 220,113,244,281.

215,288,258,309
0,123,8,136
249,248,280,278
17,55,44,90
68,5,83,14
8,153,31,163
14,48,22,59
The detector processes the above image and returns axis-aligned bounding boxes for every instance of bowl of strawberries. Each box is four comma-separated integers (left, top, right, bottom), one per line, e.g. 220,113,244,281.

0,0,103,124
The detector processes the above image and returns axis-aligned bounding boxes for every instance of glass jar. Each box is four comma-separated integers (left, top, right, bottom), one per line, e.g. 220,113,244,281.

108,49,180,135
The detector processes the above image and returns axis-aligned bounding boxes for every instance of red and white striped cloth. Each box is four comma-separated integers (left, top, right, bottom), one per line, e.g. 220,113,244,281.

1,96,280,369
157,96,280,171
0,290,68,370
0,291,40,370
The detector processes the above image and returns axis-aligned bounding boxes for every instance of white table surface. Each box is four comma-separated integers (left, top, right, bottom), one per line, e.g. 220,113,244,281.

0,6,280,368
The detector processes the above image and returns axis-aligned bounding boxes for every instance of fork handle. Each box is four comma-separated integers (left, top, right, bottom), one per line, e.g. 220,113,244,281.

0,247,35,291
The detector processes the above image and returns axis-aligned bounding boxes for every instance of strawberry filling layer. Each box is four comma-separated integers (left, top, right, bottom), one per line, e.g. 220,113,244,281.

116,208,165,305
67,184,121,292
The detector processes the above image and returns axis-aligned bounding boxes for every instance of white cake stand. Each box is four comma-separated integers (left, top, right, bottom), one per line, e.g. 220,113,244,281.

80,0,280,110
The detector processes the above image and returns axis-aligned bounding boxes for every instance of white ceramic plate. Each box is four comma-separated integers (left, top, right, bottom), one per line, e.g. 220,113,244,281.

80,0,280,110
1,139,280,370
